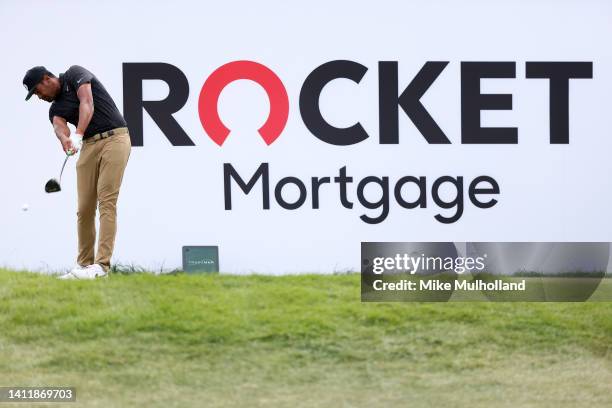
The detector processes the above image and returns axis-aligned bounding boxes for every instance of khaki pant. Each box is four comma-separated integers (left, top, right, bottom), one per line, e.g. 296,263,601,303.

76,130,131,272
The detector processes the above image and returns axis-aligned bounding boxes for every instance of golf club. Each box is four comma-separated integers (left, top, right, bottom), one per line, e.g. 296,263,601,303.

44,155,70,193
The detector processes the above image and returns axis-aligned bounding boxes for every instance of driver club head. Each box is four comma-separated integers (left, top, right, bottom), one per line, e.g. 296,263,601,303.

45,155,70,194
45,178,61,193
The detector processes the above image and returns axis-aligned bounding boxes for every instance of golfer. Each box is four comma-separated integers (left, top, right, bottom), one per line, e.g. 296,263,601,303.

23,65,131,279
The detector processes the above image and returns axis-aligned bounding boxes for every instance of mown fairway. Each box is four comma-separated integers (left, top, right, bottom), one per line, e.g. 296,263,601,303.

0,270,610,407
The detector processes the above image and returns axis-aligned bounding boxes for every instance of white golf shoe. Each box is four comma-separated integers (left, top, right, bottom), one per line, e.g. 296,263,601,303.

58,264,86,280
58,264,108,280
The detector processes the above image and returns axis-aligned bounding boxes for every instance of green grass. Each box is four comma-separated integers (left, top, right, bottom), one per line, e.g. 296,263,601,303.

0,269,611,407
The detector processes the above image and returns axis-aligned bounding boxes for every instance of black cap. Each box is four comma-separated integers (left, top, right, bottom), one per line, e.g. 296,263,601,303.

23,66,53,101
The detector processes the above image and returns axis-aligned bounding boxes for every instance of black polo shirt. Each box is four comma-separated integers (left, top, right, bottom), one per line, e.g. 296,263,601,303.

48,65,127,139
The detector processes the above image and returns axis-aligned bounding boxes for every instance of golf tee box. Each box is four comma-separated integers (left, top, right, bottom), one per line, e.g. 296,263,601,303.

182,246,219,273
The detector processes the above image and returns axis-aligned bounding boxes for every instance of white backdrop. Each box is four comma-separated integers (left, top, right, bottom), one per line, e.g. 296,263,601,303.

1,0,611,274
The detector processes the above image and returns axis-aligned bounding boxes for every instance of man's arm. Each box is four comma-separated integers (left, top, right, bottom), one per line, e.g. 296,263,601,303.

52,116,74,154
76,83,94,136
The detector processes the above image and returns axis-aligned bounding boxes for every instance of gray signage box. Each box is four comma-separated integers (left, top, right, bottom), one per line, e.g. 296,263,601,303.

182,246,219,273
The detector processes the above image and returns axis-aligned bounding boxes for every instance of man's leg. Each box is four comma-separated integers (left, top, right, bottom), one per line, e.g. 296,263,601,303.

95,133,131,272
76,141,99,267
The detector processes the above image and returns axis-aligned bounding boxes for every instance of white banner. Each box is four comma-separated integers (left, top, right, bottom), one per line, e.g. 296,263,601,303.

1,0,611,273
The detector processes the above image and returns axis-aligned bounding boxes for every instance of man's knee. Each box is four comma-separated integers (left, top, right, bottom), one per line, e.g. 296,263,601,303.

77,202,96,220
98,197,117,216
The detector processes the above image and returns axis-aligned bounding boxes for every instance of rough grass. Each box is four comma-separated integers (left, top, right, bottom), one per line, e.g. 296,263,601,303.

0,270,610,407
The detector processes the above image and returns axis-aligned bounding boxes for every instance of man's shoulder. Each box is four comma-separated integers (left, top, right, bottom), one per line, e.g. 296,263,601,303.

65,65,92,74
64,65,95,82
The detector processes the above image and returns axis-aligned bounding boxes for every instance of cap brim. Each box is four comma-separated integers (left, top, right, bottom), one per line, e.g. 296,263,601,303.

25,88,35,101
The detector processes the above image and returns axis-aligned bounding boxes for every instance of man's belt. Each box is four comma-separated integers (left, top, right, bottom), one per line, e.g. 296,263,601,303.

85,127,129,143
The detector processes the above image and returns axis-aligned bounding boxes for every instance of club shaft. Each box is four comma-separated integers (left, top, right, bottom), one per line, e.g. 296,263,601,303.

59,155,69,183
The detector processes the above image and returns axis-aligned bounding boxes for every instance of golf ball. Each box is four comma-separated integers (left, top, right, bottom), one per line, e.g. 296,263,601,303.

21,204,29,211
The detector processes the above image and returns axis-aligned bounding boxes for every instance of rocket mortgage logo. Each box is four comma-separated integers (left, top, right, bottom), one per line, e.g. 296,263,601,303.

122,60,593,224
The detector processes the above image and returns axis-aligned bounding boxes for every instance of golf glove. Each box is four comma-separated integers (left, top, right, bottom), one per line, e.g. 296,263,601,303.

67,133,83,155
